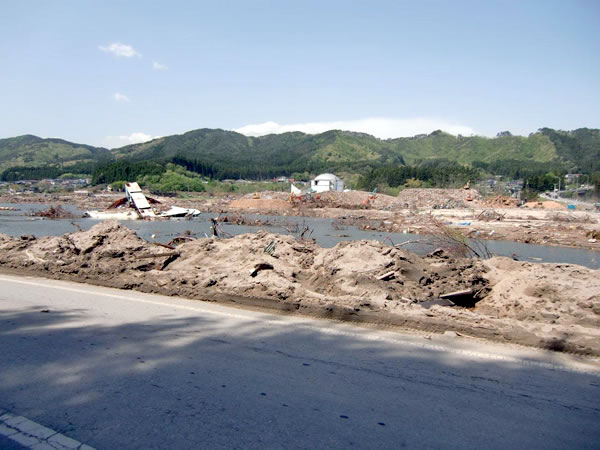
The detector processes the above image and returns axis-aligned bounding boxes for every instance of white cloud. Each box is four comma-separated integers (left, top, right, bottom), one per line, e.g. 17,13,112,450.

234,117,477,139
113,92,130,103
103,132,156,148
99,42,142,58
152,61,168,70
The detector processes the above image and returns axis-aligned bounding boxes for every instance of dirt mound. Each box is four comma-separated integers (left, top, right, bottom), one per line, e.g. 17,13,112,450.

0,221,165,278
394,189,482,209
229,190,400,211
229,192,292,211
1,221,599,355
32,205,80,219
479,258,600,353
522,200,567,210
316,190,398,209
229,198,292,210
484,195,520,208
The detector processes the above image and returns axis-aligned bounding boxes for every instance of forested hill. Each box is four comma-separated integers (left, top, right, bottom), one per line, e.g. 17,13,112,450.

0,134,112,179
1,128,599,181
111,127,600,177
111,129,406,178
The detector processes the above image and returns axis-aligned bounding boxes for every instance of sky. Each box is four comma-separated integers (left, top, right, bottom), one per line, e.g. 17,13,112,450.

0,0,598,148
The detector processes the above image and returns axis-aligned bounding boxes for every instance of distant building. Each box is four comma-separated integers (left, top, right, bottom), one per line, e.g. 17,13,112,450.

310,173,344,193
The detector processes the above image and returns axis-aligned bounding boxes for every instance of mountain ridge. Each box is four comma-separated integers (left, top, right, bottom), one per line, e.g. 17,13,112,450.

1,127,598,180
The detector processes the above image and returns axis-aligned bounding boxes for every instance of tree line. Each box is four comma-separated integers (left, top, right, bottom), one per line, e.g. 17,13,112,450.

0,162,96,181
356,162,481,191
3,155,599,197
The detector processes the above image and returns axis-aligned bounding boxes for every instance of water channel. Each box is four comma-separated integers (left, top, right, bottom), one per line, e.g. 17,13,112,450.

1,203,598,269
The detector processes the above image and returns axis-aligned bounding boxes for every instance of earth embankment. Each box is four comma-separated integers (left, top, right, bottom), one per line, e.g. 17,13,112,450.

1,221,598,355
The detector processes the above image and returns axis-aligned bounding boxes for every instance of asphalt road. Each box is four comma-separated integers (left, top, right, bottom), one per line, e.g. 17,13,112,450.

1,274,599,449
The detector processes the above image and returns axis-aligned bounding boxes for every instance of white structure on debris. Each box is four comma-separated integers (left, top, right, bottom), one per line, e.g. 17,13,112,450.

125,182,156,218
310,173,344,193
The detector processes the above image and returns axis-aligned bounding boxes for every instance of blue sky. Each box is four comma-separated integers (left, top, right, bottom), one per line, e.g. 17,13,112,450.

1,0,598,147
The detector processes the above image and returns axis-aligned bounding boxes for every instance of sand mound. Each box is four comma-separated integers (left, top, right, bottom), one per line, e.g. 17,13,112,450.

395,188,482,209
522,200,567,210
0,221,163,276
229,192,292,210
316,190,398,209
479,258,600,352
1,221,599,355
229,198,293,210
484,195,520,208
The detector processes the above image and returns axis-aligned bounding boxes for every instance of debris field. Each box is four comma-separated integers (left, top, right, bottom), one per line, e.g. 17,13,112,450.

0,221,598,355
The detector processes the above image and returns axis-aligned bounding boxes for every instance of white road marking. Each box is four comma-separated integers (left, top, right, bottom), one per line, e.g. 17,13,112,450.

0,410,95,449
1,275,599,376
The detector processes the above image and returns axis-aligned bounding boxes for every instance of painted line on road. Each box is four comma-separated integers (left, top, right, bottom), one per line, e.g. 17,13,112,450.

2,275,599,376
0,409,95,449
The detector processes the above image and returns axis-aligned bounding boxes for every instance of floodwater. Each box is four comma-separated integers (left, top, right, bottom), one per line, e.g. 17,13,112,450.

1,204,599,269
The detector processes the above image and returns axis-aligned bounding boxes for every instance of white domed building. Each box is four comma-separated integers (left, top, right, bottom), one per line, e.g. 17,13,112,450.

310,173,344,193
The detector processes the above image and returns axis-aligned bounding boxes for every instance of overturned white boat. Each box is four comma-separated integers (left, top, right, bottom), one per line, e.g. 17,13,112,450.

85,210,140,220
86,182,201,220
86,182,159,220
160,206,201,217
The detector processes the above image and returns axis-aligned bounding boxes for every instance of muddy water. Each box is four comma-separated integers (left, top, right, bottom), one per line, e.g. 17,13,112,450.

1,204,599,269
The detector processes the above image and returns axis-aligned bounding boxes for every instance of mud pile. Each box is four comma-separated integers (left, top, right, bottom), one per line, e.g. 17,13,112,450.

32,205,80,219
480,258,600,353
395,188,482,209
229,192,292,211
522,200,567,210
1,221,599,355
484,195,520,208
0,221,170,281
316,191,398,209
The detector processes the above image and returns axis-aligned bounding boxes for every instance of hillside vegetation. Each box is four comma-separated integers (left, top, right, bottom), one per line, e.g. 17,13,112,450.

1,128,599,186
0,135,111,171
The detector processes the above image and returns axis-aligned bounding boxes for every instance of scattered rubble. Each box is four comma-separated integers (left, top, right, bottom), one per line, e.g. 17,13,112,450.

586,230,600,240
229,193,292,211
522,200,566,210
476,209,505,221
86,182,202,219
395,189,483,209
484,195,520,208
2,187,599,251
32,205,81,219
1,221,599,355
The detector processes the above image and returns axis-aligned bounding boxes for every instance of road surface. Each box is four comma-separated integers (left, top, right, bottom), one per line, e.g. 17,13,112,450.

1,273,599,449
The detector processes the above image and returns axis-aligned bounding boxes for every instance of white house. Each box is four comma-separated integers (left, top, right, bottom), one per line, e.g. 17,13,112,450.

310,173,344,193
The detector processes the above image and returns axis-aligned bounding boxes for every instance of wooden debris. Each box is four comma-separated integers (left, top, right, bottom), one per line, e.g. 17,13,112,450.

167,236,194,247
250,262,274,277
377,271,396,281
137,252,180,259
33,205,79,219
153,242,175,250
440,289,473,299
394,239,424,247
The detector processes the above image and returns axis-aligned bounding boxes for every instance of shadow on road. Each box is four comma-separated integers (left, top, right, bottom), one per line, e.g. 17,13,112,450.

1,304,599,449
